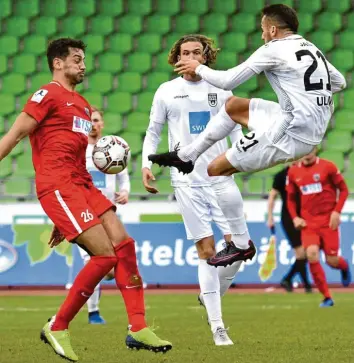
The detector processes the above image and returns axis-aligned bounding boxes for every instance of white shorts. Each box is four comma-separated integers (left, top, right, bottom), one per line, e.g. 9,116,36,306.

174,180,232,242
78,245,90,263
226,98,314,172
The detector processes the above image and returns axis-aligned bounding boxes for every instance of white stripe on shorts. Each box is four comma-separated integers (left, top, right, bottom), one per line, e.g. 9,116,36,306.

54,190,82,234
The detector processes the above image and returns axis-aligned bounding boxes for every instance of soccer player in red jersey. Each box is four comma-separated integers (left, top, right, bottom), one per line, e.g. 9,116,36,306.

286,148,351,307
0,38,172,361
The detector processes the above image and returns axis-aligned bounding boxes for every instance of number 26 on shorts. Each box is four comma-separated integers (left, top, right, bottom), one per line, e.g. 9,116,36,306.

81,209,94,223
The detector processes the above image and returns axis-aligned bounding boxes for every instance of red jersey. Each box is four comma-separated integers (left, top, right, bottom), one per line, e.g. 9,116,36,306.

23,81,93,198
286,158,348,227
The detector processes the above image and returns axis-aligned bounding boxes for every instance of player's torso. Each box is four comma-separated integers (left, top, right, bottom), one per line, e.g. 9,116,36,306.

291,160,336,218
86,144,116,202
30,82,93,193
265,36,333,144
163,78,232,185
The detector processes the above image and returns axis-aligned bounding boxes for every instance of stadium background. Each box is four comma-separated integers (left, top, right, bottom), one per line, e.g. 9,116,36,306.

0,0,353,287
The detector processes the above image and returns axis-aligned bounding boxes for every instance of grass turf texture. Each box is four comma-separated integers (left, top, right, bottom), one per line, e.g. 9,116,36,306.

1,292,353,363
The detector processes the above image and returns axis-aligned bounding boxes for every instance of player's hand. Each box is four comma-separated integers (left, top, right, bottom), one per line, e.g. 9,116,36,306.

142,167,159,194
174,60,201,76
293,217,307,230
267,216,274,228
48,225,65,248
115,190,129,205
329,211,341,230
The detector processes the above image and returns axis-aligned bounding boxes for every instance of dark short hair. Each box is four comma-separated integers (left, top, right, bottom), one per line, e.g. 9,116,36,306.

47,38,86,73
262,4,299,33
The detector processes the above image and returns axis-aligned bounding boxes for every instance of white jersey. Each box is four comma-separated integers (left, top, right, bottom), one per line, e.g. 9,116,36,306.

86,143,130,202
142,77,243,187
196,35,346,146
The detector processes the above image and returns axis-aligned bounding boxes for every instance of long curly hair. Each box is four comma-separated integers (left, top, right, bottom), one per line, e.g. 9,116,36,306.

168,34,219,67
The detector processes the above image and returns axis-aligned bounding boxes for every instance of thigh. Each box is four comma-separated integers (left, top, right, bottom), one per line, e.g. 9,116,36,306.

248,98,282,134
320,227,340,256
204,184,231,236
40,185,101,241
174,187,213,241
301,227,321,250
84,184,116,218
99,208,130,247
76,223,115,256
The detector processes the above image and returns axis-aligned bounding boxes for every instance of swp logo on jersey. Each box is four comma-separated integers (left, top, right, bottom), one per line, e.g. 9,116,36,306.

0,239,18,273
189,111,210,134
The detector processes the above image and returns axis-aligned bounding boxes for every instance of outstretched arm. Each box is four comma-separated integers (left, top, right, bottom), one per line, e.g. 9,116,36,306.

0,112,37,161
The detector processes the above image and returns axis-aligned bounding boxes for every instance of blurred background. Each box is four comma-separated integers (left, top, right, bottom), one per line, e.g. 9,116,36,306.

0,0,353,287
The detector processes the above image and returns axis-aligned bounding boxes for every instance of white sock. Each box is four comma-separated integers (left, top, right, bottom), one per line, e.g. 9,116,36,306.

198,259,224,333
179,104,236,163
213,181,250,249
218,262,243,296
87,283,100,313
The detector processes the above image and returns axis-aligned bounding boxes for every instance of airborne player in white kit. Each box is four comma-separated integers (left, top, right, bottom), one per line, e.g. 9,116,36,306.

142,35,253,346
149,4,346,267
79,107,130,324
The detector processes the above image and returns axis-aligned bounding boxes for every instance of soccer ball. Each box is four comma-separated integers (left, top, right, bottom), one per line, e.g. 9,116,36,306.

92,135,131,174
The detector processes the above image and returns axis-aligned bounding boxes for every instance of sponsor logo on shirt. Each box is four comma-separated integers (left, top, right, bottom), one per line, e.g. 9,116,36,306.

72,116,92,136
208,93,217,107
174,95,189,99
300,182,323,195
189,111,210,134
31,89,48,103
89,170,106,189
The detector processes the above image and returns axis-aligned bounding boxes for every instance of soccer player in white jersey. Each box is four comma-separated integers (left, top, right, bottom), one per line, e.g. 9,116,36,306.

148,4,346,267
79,106,131,324
142,34,253,346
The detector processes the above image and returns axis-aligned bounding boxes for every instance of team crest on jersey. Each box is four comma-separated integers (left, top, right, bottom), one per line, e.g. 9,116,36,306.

72,116,92,136
84,107,90,117
313,173,320,182
208,93,217,107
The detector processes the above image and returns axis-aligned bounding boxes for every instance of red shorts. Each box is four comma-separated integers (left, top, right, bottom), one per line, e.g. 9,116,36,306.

40,183,115,241
301,226,340,256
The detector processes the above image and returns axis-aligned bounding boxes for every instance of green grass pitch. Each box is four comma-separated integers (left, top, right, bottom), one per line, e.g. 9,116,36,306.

1,292,353,363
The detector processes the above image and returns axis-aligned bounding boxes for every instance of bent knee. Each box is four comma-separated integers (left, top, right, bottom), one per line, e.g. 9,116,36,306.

196,243,216,259
306,247,319,262
207,163,219,176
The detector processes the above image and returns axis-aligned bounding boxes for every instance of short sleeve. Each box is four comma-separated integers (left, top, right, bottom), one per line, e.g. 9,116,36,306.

327,161,343,184
150,86,167,124
23,88,54,123
272,170,284,191
244,44,280,74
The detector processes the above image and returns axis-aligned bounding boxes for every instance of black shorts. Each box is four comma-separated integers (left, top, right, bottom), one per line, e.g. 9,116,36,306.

281,218,302,249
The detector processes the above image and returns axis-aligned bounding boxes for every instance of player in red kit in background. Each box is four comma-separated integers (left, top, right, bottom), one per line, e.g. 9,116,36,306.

286,148,351,307
0,38,171,361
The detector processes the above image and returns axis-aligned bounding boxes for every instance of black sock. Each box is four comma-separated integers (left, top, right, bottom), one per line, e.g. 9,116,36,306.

283,260,298,282
296,259,311,287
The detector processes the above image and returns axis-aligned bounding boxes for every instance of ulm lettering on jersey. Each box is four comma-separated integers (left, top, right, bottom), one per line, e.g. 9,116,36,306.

317,96,332,106
300,182,323,195
174,95,189,99
72,116,92,136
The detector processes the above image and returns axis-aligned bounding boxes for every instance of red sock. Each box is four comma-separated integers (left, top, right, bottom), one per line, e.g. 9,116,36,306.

332,257,348,271
52,256,117,331
114,238,146,332
309,261,331,299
